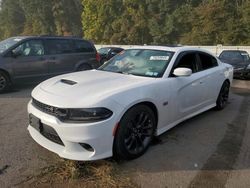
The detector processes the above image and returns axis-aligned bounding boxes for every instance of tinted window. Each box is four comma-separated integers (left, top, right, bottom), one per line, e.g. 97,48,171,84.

175,53,198,73
98,47,110,55
46,39,73,55
220,51,243,60
199,53,218,70
113,48,123,53
74,40,94,53
240,52,250,61
13,40,44,57
0,37,25,54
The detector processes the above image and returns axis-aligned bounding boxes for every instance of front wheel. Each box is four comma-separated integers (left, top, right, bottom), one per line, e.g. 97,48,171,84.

0,71,10,93
113,105,156,160
215,81,230,110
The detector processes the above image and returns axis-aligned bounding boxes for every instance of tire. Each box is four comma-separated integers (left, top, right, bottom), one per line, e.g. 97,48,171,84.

215,81,230,110
0,71,10,93
113,105,156,160
77,64,92,71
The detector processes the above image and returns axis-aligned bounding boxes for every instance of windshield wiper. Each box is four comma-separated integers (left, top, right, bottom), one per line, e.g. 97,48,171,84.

116,71,136,75
116,71,128,74
98,69,137,76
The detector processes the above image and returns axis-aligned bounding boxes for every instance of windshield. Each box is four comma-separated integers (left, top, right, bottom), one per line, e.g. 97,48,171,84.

98,49,174,78
241,53,250,61
220,51,250,62
0,37,24,54
98,47,110,55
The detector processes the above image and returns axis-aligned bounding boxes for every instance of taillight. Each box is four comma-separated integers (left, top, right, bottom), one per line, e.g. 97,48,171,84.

96,52,101,62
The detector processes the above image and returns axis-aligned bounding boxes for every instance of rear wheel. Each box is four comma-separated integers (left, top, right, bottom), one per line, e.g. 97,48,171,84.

113,105,156,160
216,81,230,110
0,71,10,93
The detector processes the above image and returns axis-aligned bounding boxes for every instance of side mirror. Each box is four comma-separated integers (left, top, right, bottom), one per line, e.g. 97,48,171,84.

173,68,192,77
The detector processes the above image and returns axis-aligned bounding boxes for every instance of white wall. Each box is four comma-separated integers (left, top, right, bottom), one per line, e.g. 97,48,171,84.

95,45,250,56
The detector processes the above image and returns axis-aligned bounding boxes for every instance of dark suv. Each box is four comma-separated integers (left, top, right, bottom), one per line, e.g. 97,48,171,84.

0,36,101,92
219,50,250,79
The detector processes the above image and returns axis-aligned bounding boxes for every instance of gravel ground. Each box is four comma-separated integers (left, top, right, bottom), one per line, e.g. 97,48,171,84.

0,80,249,188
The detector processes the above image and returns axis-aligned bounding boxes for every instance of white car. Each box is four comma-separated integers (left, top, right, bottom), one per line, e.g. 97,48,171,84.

27,46,233,161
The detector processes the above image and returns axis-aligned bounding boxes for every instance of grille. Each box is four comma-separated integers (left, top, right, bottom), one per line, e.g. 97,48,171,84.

41,124,64,146
32,98,58,116
32,98,68,119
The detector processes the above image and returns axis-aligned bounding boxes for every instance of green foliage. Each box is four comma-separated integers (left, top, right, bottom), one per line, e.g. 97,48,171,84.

0,0,250,45
0,0,25,39
19,0,56,35
82,0,250,45
0,0,83,40
52,0,83,36
82,0,123,44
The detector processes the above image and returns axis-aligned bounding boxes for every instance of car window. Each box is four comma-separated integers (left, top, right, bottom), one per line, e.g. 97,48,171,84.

198,53,218,70
220,51,243,60
74,40,94,53
46,39,73,55
13,40,44,57
99,49,174,78
113,49,123,53
0,37,25,54
98,48,110,55
241,52,250,61
174,53,199,73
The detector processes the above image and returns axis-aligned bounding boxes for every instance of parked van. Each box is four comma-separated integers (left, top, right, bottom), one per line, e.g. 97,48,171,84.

0,36,101,92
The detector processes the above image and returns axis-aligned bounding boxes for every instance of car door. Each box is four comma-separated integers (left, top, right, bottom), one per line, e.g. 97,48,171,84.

168,51,207,119
72,39,98,68
6,39,48,82
197,52,223,104
45,39,76,76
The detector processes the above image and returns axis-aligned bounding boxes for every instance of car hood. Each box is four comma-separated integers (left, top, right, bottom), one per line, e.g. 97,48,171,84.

35,70,153,106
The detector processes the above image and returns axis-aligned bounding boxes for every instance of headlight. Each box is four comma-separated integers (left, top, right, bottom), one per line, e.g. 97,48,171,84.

62,108,113,123
247,64,250,69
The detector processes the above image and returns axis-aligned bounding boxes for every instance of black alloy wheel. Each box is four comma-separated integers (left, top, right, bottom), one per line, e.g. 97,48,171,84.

216,81,230,110
114,105,156,160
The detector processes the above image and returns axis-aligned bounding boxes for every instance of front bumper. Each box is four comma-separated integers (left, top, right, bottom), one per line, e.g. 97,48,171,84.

27,101,116,161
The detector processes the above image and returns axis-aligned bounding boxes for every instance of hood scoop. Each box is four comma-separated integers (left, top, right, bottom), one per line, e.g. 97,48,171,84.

60,79,77,85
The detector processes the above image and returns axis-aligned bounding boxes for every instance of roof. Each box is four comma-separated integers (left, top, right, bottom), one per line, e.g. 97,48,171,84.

13,35,84,40
221,50,248,53
130,45,212,54
99,47,124,50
